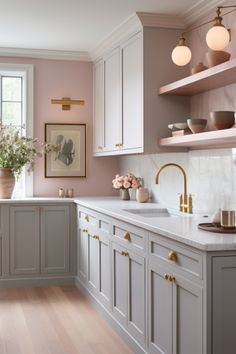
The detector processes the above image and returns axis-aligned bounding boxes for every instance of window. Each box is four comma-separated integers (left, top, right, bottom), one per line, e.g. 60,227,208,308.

0,64,33,197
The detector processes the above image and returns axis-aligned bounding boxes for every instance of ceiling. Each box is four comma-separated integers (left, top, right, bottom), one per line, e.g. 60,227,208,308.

0,0,224,54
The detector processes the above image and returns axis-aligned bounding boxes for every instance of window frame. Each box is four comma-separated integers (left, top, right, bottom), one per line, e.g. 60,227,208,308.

0,63,34,197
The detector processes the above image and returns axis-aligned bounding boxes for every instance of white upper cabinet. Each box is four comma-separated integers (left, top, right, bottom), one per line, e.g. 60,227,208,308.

104,47,122,152
122,33,143,152
93,59,104,153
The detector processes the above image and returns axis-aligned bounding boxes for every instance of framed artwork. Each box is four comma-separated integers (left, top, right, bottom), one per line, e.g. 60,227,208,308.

45,123,86,178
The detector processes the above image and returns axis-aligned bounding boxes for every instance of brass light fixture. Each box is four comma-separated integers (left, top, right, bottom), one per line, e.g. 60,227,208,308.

51,97,85,110
172,5,236,66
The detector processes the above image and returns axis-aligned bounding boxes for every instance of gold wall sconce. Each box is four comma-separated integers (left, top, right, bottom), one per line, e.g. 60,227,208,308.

172,5,236,66
51,97,85,110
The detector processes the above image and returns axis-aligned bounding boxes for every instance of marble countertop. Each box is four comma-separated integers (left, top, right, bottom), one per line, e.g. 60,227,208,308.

74,197,236,252
0,197,75,204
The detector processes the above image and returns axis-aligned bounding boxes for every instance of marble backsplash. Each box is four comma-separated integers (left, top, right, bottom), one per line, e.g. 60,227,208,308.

120,149,236,214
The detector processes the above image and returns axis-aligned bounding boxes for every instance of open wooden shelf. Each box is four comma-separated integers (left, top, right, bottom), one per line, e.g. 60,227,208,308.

158,58,236,96
159,128,236,149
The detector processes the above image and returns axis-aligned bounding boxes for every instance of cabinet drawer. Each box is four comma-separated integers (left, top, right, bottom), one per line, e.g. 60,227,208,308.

149,233,203,280
77,208,98,228
112,221,147,254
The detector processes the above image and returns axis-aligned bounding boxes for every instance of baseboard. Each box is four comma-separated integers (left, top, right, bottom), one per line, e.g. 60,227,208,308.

0,276,75,288
75,276,147,354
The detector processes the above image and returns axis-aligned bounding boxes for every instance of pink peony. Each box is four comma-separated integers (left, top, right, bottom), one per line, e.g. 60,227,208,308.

123,181,131,189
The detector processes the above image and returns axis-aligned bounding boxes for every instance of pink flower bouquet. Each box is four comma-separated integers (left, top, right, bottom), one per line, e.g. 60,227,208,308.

112,173,142,190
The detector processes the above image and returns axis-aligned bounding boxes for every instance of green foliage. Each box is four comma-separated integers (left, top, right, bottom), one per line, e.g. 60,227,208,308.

0,126,57,178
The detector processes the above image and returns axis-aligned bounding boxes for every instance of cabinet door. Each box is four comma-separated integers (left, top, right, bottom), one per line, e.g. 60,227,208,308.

212,256,236,354
149,260,174,354
87,232,99,292
77,226,89,284
173,273,203,354
41,206,69,274
112,242,128,327
104,47,122,151
98,232,111,309
10,206,40,275
0,236,2,277
148,260,203,354
93,59,105,154
122,32,143,152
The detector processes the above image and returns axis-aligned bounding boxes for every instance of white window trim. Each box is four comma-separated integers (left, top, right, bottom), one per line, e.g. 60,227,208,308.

0,63,34,197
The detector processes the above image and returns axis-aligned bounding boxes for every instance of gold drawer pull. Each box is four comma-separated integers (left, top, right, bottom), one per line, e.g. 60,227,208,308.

115,143,123,148
164,273,176,282
82,228,88,233
168,250,177,262
123,232,131,241
84,215,89,222
92,235,99,240
121,250,129,257
97,146,103,150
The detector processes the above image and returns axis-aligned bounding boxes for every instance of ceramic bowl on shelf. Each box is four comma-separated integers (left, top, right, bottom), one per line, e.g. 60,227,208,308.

191,62,208,75
187,118,207,134
210,111,235,130
168,122,188,131
206,50,231,68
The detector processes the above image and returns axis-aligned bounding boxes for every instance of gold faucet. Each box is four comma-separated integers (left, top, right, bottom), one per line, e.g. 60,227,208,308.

155,163,193,214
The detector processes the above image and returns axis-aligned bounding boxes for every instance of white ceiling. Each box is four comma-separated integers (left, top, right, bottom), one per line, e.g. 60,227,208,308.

0,0,221,54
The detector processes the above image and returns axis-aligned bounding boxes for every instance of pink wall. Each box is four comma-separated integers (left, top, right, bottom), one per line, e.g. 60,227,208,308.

0,56,119,197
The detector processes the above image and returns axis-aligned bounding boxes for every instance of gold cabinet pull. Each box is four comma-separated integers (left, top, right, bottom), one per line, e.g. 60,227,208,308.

97,146,103,150
82,228,88,233
84,215,89,222
164,273,176,282
92,235,99,240
123,231,131,241
121,250,129,257
168,250,177,262
115,143,123,148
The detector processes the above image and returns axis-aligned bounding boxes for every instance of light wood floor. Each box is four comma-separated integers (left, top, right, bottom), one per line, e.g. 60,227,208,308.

0,286,133,354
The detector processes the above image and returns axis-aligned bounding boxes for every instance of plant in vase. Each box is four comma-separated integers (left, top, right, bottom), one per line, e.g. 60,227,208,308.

0,126,57,198
112,173,142,200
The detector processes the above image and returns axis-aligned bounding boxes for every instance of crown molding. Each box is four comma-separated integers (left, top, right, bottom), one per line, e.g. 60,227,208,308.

183,0,227,26
137,12,185,29
90,13,142,61
0,47,91,61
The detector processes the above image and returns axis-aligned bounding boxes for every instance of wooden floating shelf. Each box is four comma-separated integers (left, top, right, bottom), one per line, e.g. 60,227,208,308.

159,128,236,149
158,58,236,96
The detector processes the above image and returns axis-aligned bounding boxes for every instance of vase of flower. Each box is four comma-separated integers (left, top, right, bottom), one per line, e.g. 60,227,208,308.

0,168,15,199
112,173,142,200
120,189,130,200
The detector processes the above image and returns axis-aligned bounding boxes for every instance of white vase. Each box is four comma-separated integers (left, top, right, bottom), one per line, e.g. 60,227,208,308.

136,187,149,203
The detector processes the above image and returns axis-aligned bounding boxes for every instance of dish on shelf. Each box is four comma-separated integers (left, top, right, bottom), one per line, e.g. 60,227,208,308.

210,111,235,130
206,50,231,68
168,122,188,131
187,118,207,134
191,62,208,75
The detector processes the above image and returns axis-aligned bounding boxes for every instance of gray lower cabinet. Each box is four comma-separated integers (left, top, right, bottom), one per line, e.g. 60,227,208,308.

212,256,236,354
148,259,203,354
112,242,146,345
10,205,70,276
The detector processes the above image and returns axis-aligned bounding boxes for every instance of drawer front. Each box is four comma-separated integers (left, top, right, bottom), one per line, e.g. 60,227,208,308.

112,221,147,254
149,233,203,280
77,207,98,229
98,216,111,236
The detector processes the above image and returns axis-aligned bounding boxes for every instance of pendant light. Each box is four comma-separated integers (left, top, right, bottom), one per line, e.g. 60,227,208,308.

171,33,192,66
206,7,230,50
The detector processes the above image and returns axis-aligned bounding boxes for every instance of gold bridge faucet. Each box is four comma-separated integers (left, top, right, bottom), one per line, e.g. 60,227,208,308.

155,163,193,214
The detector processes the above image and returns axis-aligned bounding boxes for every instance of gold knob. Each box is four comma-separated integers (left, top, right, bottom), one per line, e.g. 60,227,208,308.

121,250,129,257
168,251,177,262
82,228,88,233
123,231,131,241
92,235,99,240
115,143,120,147
84,215,89,222
164,273,176,282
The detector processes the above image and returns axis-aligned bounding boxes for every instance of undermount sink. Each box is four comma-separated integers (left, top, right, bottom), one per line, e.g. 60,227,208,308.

122,208,172,218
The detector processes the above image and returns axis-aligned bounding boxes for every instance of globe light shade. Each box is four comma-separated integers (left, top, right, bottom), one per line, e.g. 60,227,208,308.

171,45,192,66
206,25,230,50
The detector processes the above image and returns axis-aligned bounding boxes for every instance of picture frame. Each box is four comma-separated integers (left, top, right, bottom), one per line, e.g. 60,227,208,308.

45,123,86,178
